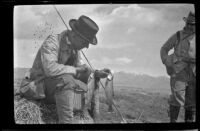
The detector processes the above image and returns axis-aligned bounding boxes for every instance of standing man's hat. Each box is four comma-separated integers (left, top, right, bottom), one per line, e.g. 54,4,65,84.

183,11,195,24
69,15,99,45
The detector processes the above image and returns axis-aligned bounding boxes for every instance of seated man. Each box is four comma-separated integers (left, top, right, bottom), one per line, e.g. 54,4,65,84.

20,15,99,123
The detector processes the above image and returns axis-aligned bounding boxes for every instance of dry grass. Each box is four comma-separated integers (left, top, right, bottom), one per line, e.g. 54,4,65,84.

14,96,44,124
14,95,94,124
14,77,94,124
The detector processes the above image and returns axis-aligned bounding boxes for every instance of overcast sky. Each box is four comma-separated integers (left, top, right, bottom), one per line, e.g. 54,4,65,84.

14,4,194,77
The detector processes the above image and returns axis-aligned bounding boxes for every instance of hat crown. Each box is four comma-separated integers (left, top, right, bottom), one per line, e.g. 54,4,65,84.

69,15,99,44
80,15,99,31
184,11,195,24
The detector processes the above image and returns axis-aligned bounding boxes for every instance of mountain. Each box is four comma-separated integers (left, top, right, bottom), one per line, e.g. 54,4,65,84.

113,72,170,94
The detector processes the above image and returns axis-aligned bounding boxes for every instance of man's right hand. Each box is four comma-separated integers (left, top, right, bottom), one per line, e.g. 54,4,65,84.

76,66,88,73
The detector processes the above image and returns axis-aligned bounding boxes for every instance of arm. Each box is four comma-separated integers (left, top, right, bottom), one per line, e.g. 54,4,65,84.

160,33,177,65
41,35,77,77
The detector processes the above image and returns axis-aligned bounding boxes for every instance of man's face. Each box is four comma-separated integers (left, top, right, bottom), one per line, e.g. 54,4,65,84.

186,22,195,33
70,31,90,50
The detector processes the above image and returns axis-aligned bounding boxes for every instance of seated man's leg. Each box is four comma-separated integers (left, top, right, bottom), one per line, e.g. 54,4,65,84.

55,87,74,124
44,74,77,123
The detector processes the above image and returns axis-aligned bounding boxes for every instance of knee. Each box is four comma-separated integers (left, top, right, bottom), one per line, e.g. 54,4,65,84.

76,71,91,84
56,74,77,92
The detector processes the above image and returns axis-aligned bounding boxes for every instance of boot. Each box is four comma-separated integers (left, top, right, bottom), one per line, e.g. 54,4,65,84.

185,110,196,122
169,105,180,123
55,89,74,124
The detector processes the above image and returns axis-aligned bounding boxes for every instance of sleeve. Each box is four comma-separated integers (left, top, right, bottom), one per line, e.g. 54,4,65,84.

41,35,77,77
160,33,177,64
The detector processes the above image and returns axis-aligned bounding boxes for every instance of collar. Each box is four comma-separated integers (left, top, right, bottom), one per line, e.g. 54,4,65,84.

59,30,72,51
182,27,195,35
66,35,71,45
66,33,77,54
59,30,77,55
179,28,195,41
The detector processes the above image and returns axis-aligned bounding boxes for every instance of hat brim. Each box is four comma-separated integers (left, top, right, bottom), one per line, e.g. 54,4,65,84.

183,17,195,24
69,19,97,45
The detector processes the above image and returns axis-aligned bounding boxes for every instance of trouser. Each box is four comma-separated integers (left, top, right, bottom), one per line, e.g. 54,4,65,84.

43,72,90,124
168,68,196,122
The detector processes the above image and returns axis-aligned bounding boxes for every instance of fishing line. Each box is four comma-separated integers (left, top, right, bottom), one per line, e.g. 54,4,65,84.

52,5,127,123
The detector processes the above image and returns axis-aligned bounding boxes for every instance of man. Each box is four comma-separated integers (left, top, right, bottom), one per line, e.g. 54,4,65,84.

160,11,195,122
20,15,99,123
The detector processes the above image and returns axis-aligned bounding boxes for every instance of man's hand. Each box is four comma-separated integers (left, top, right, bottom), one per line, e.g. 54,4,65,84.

76,64,92,74
76,66,87,73
75,64,92,83
95,69,110,78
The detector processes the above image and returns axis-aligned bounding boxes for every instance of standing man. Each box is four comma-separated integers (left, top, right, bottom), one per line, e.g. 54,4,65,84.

160,11,195,122
20,15,99,123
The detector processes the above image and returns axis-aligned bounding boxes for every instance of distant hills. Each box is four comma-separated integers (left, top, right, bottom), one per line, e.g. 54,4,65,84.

113,71,170,94
14,68,170,94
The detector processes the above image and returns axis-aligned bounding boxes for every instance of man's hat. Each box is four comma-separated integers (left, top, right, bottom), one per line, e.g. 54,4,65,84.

69,15,99,45
183,11,195,24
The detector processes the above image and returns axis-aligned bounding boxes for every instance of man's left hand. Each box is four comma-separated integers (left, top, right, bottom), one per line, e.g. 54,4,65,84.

81,64,92,73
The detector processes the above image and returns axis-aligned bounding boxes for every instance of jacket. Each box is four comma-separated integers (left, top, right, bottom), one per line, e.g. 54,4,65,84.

160,29,194,75
27,30,83,98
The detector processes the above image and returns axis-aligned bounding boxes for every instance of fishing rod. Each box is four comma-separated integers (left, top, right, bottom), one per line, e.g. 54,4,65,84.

52,5,127,123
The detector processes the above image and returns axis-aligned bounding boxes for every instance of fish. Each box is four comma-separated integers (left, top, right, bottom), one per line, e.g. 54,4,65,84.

104,72,114,112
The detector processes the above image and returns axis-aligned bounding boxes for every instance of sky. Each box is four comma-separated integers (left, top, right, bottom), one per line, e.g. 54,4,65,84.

14,4,194,77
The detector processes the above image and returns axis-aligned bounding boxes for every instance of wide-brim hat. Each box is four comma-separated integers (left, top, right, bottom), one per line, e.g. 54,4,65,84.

69,15,99,45
183,11,195,24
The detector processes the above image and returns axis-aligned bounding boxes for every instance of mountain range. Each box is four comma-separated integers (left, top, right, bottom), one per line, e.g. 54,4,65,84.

14,68,170,94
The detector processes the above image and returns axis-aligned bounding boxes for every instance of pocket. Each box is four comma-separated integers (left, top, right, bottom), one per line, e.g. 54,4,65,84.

166,66,174,76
